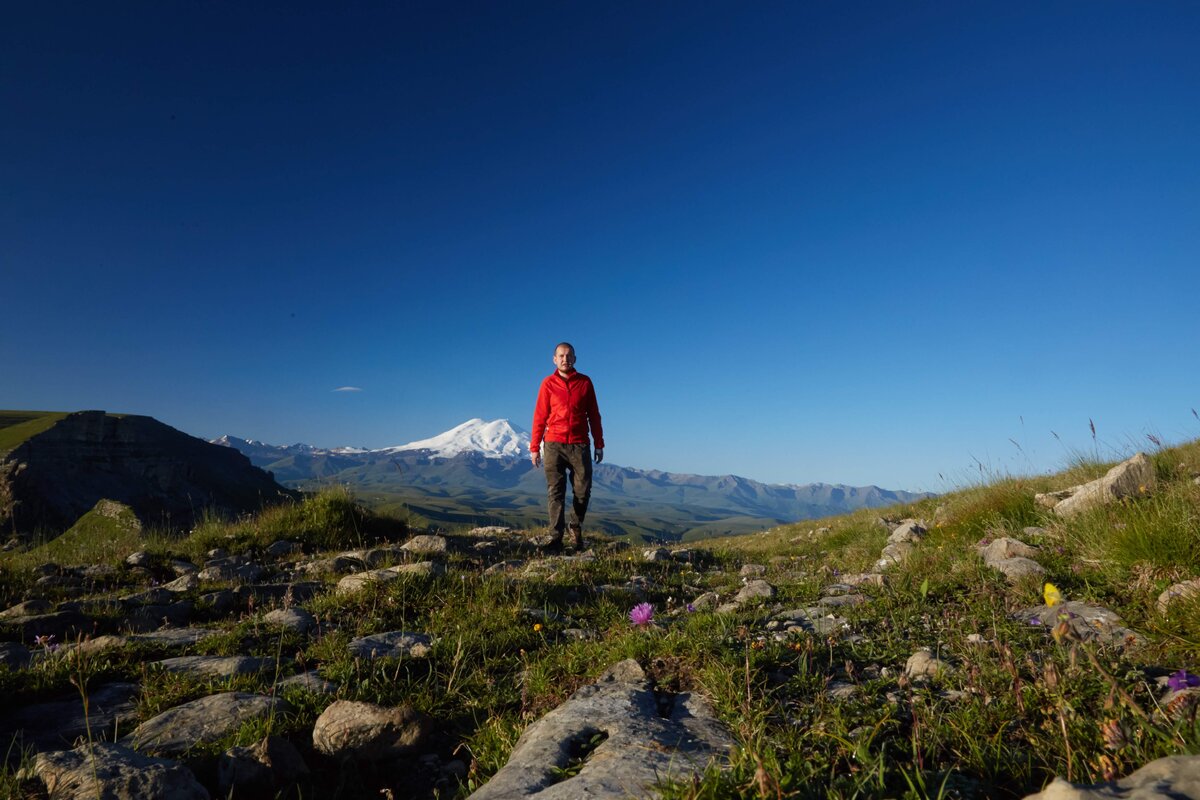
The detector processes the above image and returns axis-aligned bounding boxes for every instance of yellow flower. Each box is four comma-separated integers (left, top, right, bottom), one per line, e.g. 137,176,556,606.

533,623,543,632
1044,582,1063,607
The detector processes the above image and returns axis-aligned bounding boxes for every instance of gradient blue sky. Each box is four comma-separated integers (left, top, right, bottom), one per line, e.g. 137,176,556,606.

4,3,1199,491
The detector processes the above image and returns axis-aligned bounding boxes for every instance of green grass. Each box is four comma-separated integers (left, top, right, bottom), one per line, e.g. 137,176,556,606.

0,410,68,452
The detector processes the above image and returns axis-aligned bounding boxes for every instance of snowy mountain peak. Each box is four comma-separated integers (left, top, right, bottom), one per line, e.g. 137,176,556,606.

382,418,531,459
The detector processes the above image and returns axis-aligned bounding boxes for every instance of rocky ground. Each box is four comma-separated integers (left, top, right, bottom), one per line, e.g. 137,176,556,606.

2,452,1200,799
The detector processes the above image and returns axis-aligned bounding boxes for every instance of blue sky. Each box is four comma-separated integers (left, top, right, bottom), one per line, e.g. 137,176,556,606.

3,2,1198,491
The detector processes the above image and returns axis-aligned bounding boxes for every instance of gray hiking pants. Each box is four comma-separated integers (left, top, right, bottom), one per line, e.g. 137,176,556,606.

543,441,592,537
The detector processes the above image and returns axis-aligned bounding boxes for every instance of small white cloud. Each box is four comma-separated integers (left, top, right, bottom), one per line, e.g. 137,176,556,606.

333,386,363,393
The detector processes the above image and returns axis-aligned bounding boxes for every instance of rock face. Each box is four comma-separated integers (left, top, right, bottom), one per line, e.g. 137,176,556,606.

0,411,296,535
1035,452,1155,518
1023,754,1200,799
468,659,732,800
35,742,209,800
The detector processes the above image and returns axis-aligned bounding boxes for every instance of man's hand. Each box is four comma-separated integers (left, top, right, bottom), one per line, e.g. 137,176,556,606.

594,448,603,464
531,450,541,468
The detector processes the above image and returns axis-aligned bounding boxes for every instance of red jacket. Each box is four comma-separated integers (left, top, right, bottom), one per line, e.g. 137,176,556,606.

531,369,604,451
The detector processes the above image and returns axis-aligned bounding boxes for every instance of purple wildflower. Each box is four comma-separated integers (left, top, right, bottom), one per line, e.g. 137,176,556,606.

33,634,59,653
629,603,654,626
1029,616,1042,626
686,603,696,613
1168,670,1200,692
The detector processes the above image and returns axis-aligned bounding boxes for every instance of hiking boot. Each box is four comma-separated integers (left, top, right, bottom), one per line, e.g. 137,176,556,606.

569,524,584,551
534,532,564,554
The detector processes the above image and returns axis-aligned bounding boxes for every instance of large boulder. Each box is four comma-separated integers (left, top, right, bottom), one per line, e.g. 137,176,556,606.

1035,452,1155,517
468,659,731,799
312,701,434,761
1023,754,1200,799
34,742,208,800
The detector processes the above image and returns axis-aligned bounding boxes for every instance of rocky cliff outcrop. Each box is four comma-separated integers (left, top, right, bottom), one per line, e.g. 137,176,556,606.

0,411,295,535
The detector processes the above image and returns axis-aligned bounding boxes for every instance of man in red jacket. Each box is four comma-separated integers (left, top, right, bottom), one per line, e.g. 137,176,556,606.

531,342,604,552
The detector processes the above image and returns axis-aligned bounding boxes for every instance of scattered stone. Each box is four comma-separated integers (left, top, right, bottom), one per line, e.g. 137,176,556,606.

312,700,435,761
358,546,406,567
163,573,200,593
170,559,198,575
128,627,216,648
390,560,446,578
265,540,302,559
690,591,720,611
483,560,525,575
977,536,1040,562
841,573,886,588
200,589,241,616
819,593,867,608
1034,452,1155,517
197,556,265,583
121,587,176,606
733,580,775,605
279,671,339,694
35,742,208,800
989,557,1047,583
125,601,193,632
125,551,154,568
0,641,32,669
263,607,317,634
770,608,847,635
1014,601,1144,649
1022,754,1200,799
826,680,858,699
1157,578,1200,615
966,633,986,645
888,520,927,544
402,534,449,555
875,541,915,570
121,692,291,757
218,735,309,797
469,526,512,535
739,564,767,577
1,610,90,640
0,682,139,752
153,655,276,678
0,599,52,618
905,649,953,680
643,548,671,562
468,659,731,800
348,630,434,660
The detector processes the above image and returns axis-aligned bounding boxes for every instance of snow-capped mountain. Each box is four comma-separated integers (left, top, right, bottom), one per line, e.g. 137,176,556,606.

380,418,530,459
212,419,531,461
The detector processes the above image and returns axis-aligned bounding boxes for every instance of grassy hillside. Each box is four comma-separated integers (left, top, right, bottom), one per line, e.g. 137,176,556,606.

2,440,1199,798
0,411,68,452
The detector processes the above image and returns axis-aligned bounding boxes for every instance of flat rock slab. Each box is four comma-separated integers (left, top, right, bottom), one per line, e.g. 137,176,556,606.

348,631,434,659
468,659,732,800
128,627,217,648
278,671,338,694
0,682,139,753
153,655,277,678
0,610,90,640
263,607,317,634
1015,601,1144,649
35,742,209,800
120,692,291,758
1023,754,1200,799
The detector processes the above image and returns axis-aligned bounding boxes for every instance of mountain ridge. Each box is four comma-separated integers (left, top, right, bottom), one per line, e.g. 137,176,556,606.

213,419,933,541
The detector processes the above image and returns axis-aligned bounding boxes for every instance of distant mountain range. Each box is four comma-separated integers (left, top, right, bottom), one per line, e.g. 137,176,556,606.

213,419,932,542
